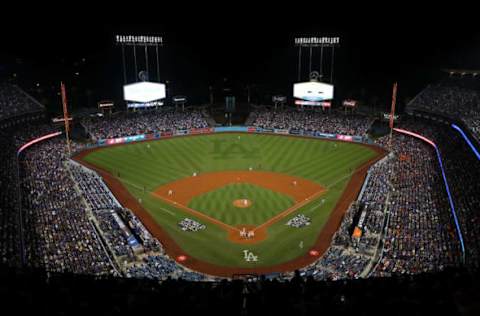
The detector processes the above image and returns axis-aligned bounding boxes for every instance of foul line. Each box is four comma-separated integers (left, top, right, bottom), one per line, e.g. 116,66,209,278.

253,189,327,232
121,168,372,237
151,192,241,232
128,173,331,235
113,175,242,233
158,206,176,217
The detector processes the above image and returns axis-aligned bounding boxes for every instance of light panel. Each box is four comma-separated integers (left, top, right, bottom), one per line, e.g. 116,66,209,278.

116,35,163,45
293,81,334,101
123,82,166,103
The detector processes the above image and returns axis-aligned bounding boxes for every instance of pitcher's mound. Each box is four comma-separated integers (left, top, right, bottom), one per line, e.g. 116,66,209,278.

233,199,252,208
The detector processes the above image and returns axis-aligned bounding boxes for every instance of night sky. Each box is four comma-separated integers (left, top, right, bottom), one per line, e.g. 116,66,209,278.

1,16,479,114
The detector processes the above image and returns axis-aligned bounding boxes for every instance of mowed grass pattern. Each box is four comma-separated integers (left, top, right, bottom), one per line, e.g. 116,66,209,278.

188,183,294,226
81,133,379,267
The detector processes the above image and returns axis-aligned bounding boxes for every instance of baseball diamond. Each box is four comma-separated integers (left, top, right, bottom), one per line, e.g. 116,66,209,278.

75,132,385,275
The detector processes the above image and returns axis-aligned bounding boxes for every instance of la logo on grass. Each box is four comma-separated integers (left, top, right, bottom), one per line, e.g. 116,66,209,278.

211,139,260,159
243,250,259,262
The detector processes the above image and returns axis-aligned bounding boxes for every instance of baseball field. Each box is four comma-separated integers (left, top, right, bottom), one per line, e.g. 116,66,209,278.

75,133,385,276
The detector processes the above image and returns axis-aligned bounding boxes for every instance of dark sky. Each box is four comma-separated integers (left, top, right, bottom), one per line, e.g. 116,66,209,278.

1,16,479,113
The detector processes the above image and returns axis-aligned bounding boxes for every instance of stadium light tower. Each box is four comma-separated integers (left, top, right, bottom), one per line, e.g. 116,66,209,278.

294,37,340,83
115,35,166,111
293,37,340,110
115,35,164,84
60,82,71,155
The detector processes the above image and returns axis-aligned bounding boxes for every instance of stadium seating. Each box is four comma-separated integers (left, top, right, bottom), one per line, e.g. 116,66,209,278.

1,82,480,313
250,108,373,136
82,109,209,140
408,76,480,141
0,84,44,121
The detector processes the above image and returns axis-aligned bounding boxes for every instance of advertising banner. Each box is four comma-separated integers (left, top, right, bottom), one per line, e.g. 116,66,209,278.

274,129,289,135
190,127,213,135
336,134,353,142
124,135,145,143
93,126,371,151
353,136,363,143
343,99,358,107
295,100,332,107
161,131,173,138
316,132,336,139
106,137,126,145
214,126,249,133
175,129,189,136
289,129,302,135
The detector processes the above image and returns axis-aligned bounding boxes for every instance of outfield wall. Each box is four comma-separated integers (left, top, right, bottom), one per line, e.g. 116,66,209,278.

93,126,368,148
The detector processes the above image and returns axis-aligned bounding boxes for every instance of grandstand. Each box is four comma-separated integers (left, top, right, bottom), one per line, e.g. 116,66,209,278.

407,71,480,142
1,86,479,311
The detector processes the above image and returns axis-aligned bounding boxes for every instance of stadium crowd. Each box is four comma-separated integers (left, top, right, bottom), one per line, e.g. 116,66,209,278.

19,137,114,274
2,263,478,315
0,84,44,120
249,108,373,135
301,128,464,280
0,129,22,266
394,117,480,268
68,160,207,280
2,111,470,283
0,84,51,268
0,84,215,281
82,109,209,140
125,254,206,281
299,158,391,280
408,76,480,140
0,81,478,288
371,134,461,276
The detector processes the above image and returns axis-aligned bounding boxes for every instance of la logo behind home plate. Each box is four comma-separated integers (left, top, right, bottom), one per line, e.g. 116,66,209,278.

243,250,258,262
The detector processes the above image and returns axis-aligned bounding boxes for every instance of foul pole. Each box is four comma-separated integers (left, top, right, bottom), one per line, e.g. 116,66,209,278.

388,82,398,151
61,82,71,155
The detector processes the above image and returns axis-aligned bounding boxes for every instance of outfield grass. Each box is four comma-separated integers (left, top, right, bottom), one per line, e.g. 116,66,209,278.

81,133,378,268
